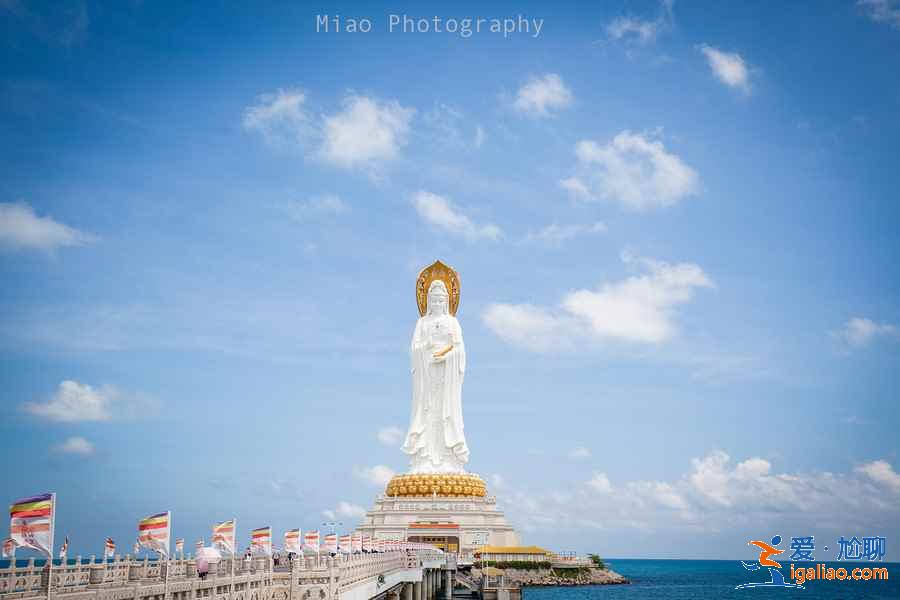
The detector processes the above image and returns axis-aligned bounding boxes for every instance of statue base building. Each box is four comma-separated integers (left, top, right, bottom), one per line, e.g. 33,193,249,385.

357,473,519,555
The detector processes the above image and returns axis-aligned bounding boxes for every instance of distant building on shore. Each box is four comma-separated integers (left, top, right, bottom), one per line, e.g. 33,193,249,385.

474,546,551,563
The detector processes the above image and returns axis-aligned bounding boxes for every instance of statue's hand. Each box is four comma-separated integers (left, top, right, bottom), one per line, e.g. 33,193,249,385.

432,344,453,360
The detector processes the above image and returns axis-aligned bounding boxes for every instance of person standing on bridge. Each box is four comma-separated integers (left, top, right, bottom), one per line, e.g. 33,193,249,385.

196,556,209,580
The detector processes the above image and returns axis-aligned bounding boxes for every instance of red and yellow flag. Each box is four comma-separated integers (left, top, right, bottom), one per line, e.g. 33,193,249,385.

9,493,55,557
138,511,170,557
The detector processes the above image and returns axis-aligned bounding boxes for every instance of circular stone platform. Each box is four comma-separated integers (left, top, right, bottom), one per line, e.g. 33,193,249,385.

385,473,487,497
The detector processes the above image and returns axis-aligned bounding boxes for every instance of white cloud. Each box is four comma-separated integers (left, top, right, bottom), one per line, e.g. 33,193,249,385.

483,253,713,352
699,45,751,92
355,465,396,487
336,501,367,519
858,0,900,29
559,177,596,202
423,103,464,146
268,478,304,499
24,380,113,422
285,195,349,222
482,303,576,353
836,317,898,348
0,202,95,251
569,447,592,460
323,501,367,522
376,426,404,446
525,222,606,246
606,17,661,44
474,126,486,148
689,450,743,506
501,451,900,544
22,380,154,422
588,472,612,493
856,460,900,492
421,104,486,150
319,95,414,170
53,436,95,456
242,88,312,146
734,457,772,480
647,482,688,510
564,255,713,342
605,0,673,44
563,131,699,211
512,73,573,118
243,90,413,172
412,191,501,241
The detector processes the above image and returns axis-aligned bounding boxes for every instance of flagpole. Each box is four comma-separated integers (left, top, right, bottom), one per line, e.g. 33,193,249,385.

46,493,56,600
230,518,236,600
163,511,171,600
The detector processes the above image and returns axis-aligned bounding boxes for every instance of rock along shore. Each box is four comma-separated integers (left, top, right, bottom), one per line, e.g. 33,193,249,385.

472,567,629,586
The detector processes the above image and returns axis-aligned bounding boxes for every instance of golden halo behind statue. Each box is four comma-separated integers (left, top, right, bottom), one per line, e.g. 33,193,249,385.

416,260,461,316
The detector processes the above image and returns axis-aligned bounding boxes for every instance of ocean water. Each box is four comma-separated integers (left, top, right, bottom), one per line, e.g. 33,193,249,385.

522,560,899,600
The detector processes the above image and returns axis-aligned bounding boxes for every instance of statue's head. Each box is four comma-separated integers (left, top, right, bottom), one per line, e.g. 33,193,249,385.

426,280,449,315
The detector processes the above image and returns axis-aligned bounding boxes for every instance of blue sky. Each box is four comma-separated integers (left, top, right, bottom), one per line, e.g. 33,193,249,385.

2,0,900,561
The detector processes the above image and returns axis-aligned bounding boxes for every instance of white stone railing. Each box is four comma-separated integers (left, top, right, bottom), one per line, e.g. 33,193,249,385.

0,550,447,600
333,553,405,590
0,555,276,597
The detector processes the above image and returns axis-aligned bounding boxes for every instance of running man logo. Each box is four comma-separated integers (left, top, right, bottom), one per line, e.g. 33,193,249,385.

735,535,805,590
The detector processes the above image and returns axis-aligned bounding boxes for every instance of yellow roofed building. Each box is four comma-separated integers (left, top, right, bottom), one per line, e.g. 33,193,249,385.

474,545,551,563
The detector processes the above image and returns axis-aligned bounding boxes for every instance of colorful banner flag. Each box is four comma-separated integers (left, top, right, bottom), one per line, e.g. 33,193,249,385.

250,527,271,556
284,529,301,554
303,531,320,554
58,535,68,559
104,537,115,559
175,538,184,556
338,534,351,554
324,533,337,554
138,511,170,557
351,533,362,554
212,520,235,555
2,538,17,559
9,492,55,557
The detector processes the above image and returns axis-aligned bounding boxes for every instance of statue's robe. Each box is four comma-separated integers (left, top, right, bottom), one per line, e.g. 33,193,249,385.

402,313,469,472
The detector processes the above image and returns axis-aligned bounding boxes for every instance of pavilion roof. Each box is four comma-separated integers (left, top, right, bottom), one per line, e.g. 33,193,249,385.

474,545,551,555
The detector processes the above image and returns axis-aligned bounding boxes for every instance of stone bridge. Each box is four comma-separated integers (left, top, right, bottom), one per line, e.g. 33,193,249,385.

0,550,455,600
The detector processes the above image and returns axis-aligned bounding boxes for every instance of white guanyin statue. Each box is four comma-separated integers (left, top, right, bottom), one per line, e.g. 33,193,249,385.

402,273,470,474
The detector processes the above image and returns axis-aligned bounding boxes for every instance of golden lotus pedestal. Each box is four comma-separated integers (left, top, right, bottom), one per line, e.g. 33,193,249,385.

385,473,488,498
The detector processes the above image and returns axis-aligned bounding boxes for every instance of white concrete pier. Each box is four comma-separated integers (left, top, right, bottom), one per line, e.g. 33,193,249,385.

0,549,453,600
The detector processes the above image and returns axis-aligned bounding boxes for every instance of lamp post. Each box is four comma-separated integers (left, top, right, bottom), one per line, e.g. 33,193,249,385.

321,522,342,534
